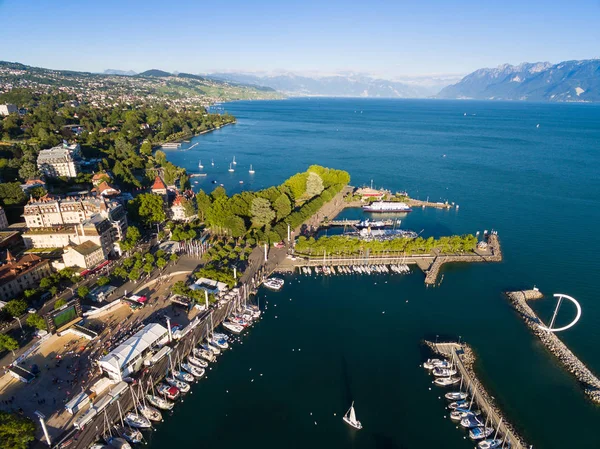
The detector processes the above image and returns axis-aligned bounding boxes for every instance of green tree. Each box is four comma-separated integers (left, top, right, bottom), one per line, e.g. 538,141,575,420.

273,193,292,221
211,186,227,201
39,277,54,290
3,299,27,318
156,257,167,269
17,161,39,181
154,150,167,166
170,253,178,262
140,140,153,156
196,190,212,221
305,171,324,197
143,262,154,275
128,268,141,282
130,193,166,225
29,186,47,199
0,411,36,449
251,197,275,228
77,286,90,299
225,215,247,237
113,266,128,279
144,253,155,264
26,314,47,331
0,182,26,206
54,298,67,310
0,334,19,356
96,276,110,287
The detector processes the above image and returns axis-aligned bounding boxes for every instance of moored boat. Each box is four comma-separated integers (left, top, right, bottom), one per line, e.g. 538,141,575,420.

263,277,284,291
362,201,412,213
106,437,131,449
124,412,151,429
157,383,180,401
182,362,205,378
478,439,503,449
445,391,468,401
115,426,143,444
145,394,174,411
433,367,458,377
188,354,209,368
166,377,190,393
223,321,244,334
470,427,494,440
173,370,195,383
434,376,461,386
138,404,162,422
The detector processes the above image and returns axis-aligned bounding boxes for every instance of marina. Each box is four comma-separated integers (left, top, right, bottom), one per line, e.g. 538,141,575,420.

425,342,529,449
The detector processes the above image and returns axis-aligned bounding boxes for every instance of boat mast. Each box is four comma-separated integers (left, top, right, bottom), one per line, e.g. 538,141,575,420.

117,400,125,427
493,417,503,441
548,296,564,331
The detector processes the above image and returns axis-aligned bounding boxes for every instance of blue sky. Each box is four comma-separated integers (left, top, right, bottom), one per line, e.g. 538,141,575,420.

1,0,599,78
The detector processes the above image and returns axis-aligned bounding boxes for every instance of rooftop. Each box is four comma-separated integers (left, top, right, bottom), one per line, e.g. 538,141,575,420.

0,252,49,283
70,240,102,256
151,175,167,191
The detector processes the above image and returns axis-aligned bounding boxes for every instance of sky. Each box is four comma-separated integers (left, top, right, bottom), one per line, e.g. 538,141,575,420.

1,0,599,79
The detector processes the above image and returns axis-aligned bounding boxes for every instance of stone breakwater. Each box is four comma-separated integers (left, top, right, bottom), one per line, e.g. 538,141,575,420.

425,341,528,449
506,290,600,403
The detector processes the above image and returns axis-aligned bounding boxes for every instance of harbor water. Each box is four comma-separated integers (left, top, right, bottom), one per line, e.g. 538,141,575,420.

155,98,600,448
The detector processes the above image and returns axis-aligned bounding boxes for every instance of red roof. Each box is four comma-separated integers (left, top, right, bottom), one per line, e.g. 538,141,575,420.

151,176,167,191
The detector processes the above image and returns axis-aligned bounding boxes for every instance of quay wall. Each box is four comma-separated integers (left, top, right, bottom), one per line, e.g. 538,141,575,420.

428,342,528,449
506,290,600,403
53,300,234,449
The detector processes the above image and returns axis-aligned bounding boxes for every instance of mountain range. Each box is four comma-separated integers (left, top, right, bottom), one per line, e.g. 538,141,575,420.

208,72,438,98
437,60,600,102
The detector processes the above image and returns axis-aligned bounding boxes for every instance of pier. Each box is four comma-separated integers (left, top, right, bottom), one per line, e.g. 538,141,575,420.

427,341,529,449
47,293,246,449
506,289,600,403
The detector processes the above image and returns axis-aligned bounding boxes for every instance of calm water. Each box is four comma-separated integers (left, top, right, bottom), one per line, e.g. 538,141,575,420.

154,99,600,449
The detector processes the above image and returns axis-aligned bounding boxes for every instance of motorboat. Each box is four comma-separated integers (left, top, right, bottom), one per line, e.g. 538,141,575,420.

470,427,494,440
433,367,458,377
213,332,230,341
124,412,151,429
424,358,450,370
211,337,229,350
445,392,468,401
342,401,362,430
263,277,284,291
223,321,244,334
478,439,503,449
145,394,174,411
173,370,195,383
194,347,215,362
188,354,208,368
461,416,484,428
448,400,469,409
434,377,461,386
166,377,190,393
450,408,481,421
115,426,143,444
158,383,180,401
181,362,205,378
138,405,162,422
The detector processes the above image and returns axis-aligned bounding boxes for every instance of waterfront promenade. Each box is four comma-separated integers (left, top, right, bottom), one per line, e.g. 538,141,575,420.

506,289,600,403
428,341,528,449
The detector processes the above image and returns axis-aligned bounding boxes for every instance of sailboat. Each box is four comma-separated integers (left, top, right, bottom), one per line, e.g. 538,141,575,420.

249,164,255,174
135,385,162,422
343,401,362,430
211,158,215,166
103,410,132,449
198,160,204,169
228,163,234,172
232,156,237,165
115,401,143,444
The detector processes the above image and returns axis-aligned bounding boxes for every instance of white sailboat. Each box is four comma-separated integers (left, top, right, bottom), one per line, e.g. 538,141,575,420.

198,160,204,169
211,158,214,166
249,164,255,174
343,401,362,430
228,163,234,172
232,156,237,165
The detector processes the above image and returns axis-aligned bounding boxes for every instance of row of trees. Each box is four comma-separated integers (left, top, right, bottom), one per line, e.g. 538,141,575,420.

295,234,479,257
112,249,177,283
196,165,350,242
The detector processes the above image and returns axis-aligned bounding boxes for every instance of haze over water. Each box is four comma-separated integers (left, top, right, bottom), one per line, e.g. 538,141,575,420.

158,98,600,448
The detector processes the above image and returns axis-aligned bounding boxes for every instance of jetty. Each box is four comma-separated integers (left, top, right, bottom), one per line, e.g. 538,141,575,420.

506,289,600,403
427,341,528,449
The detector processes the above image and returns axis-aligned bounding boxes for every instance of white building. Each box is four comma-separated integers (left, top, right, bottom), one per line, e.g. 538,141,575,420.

37,143,81,178
97,323,169,381
23,214,117,257
62,241,105,269
0,104,17,116
191,277,229,296
23,195,127,240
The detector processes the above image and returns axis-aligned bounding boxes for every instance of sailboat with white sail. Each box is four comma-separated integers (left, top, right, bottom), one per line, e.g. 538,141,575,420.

342,401,362,430
198,160,204,169
249,164,255,174
232,156,237,165
228,163,234,172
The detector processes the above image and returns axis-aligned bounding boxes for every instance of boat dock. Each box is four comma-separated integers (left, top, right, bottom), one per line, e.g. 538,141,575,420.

321,218,400,228
48,292,248,449
407,198,453,209
427,341,529,449
506,289,600,403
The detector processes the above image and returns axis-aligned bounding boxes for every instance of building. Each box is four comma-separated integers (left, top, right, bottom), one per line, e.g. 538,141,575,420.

0,251,53,301
191,277,229,296
355,187,385,200
37,143,81,178
96,181,120,198
62,241,105,269
0,104,17,116
23,195,127,240
91,171,112,186
97,323,169,381
19,178,47,193
151,175,168,202
23,214,117,258
0,206,8,229
170,194,196,222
